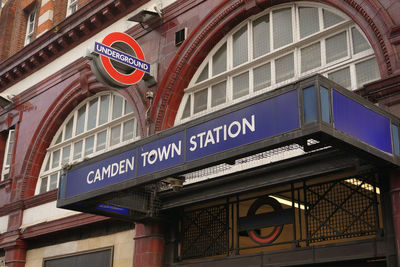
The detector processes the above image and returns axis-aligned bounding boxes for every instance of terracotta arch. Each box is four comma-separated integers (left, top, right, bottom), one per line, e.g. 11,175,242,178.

18,69,145,199
152,0,398,133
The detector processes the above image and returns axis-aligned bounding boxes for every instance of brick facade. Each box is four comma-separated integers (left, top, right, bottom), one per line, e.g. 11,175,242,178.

0,0,399,266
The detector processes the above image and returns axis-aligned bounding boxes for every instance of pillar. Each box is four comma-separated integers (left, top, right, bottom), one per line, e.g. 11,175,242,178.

3,238,27,267
133,222,165,267
390,171,400,265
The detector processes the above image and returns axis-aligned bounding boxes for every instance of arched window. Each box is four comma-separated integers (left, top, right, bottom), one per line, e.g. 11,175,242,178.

176,3,380,124
35,92,140,195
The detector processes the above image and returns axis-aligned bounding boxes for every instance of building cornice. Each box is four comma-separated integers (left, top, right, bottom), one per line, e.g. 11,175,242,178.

0,0,149,92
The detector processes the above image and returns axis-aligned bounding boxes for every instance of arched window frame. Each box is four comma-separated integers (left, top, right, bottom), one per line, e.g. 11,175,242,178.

35,91,140,195
176,2,380,124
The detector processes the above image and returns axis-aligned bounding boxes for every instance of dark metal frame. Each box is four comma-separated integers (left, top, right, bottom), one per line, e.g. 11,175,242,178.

176,174,382,261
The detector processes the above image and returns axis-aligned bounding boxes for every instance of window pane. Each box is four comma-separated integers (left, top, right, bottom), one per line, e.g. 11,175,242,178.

99,95,110,125
85,135,95,156
352,28,370,54
254,63,271,92
275,53,294,83
303,86,317,123
233,72,249,100
212,43,227,76
124,100,133,114
320,86,331,123
64,118,73,140
5,131,15,166
299,7,319,38
55,133,62,145
194,89,208,114
233,25,248,67
76,106,86,135
111,125,121,146
73,141,83,160
123,119,134,142
44,157,50,172
87,99,98,131
49,173,58,191
62,145,70,164
39,177,48,194
253,15,270,58
326,31,348,63
301,42,321,73
182,95,191,119
211,81,226,107
52,150,60,169
356,58,380,88
273,8,293,49
96,130,107,151
328,67,351,89
323,9,344,28
196,64,209,83
112,95,124,120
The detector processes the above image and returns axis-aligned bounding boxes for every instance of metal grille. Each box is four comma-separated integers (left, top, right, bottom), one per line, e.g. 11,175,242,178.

181,204,228,259
305,177,379,243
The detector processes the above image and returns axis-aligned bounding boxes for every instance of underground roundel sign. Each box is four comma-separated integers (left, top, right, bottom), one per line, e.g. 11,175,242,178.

89,32,150,88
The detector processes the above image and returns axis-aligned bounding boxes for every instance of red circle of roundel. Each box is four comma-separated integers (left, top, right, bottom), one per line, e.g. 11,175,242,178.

100,32,145,85
247,196,284,245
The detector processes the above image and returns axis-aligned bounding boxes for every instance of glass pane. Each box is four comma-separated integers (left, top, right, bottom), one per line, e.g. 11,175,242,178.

212,43,227,76
62,145,70,164
85,135,95,156
328,67,351,89
273,8,293,49
112,95,124,120
182,95,191,119
253,14,270,58
352,28,370,54
44,157,50,172
356,58,380,88
233,25,248,67
301,42,321,73
320,86,331,123
96,130,107,151
99,95,110,125
73,141,83,160
326,31,348,63
211,81,226,107
303,86,317,123
75,106,86,135
124,100,133,114
64,117,73,140
123,119,134,141
39,177,48,194
194,89,208,114
110,125,121,146
254,63,271,92
196,64,209,83
392,124,400,156
51,150,60,169
49,173,58,191
55,133,62,145
323,9,344,28
275,53,294,83
233,72,249,100
299,7,319,38
87,98,98,131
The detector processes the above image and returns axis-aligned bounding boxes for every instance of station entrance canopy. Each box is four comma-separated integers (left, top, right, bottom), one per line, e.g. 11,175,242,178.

57,75,400,221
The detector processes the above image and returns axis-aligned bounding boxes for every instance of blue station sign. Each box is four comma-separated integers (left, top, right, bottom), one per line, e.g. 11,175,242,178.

58,75,400,209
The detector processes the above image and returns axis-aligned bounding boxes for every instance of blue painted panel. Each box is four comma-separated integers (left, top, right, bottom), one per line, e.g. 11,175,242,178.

332,90,392,154
65,148,137,198
137,132,185,176
96,204,131,215
186,90,300,161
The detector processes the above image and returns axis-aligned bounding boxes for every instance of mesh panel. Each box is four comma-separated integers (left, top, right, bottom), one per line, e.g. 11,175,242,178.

328,67,351,89
301,42,321,73
232,71,249,99
356,58,380,88
275,53,294,83
181,205,228,259
273,8,293,49
253,14,270,58
326,31,348,63
233,25,248,67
